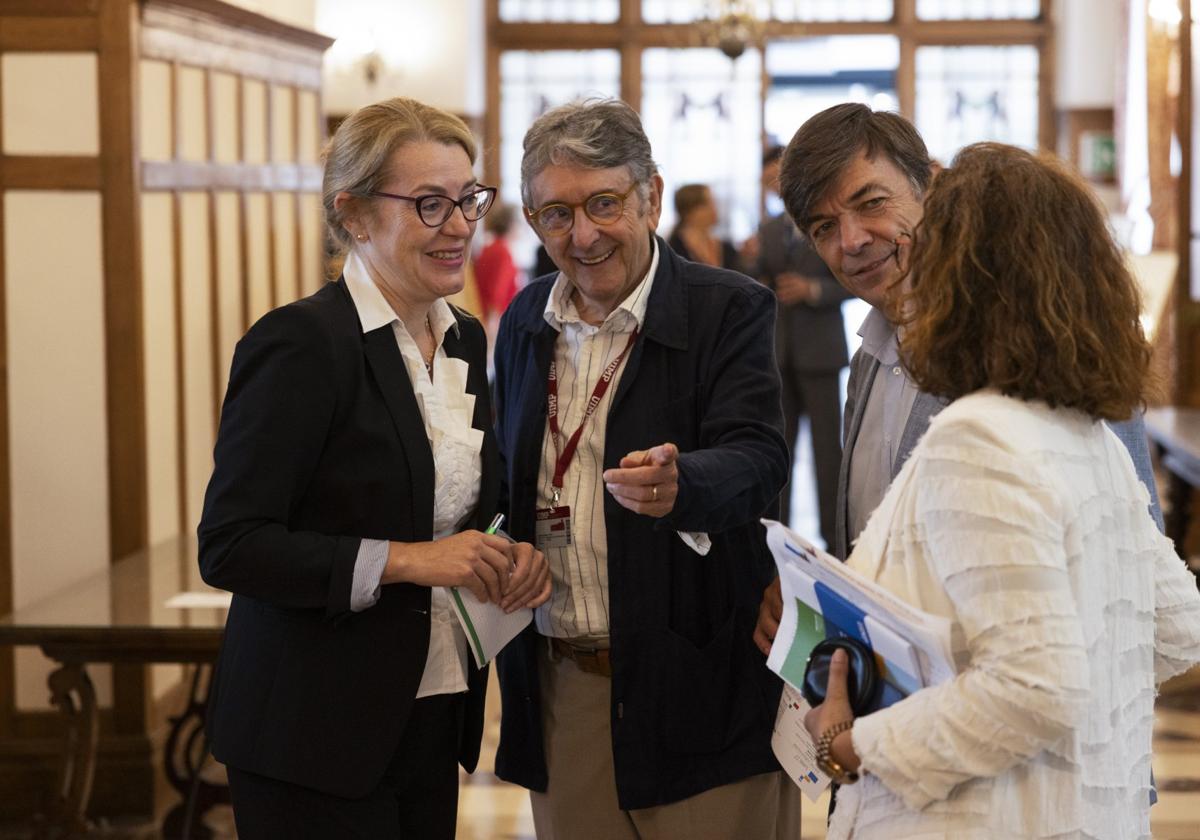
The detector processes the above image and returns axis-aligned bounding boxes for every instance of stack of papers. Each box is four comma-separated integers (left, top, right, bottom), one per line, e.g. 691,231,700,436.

449,588,532,668
763,519,957,798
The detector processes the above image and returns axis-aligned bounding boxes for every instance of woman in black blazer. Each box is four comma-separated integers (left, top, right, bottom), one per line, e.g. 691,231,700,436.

197,97,549,838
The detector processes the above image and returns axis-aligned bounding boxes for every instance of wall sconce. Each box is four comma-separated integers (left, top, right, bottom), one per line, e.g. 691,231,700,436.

362,50,384,85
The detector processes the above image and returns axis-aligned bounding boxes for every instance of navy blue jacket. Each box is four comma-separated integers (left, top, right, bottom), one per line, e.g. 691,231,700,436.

492,238,791,809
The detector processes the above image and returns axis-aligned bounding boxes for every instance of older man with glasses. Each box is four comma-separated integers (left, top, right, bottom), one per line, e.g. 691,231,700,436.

490,98,800,839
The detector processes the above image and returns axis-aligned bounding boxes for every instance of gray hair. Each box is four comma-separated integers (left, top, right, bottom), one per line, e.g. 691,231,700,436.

520,98,659,207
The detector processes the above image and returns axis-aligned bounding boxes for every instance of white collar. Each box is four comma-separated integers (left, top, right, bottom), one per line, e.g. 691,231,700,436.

542,238,659,332
343,249,459,340
857,305,900,367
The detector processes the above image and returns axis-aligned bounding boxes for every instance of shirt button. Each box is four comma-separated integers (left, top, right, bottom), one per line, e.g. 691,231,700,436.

892,366,902,376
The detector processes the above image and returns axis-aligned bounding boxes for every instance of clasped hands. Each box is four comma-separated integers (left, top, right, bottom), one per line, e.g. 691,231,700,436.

384,531,551,613
603,442,679,518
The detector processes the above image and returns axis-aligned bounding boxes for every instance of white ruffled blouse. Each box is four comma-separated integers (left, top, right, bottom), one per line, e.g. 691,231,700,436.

390,299,483,699
343,251,483,698
830,390,1200,840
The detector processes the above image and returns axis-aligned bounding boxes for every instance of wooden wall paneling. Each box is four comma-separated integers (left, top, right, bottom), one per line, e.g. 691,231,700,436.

140,192,180,547
896,0,917,119
170,61,188,539
3,52,100,156
0,17,99,52
0,46,12,737
1178,0,1199,404
97,0,148,575
1,0,99,15
484,41,501,189
265,83,278,309
213,191,240,397
292,86,306,296
244,192,271,324
1038,3,1056,154
205,67,221,428
172,189,187,537
620,0,641,111
0,157,101,190
237,74,249,333
179,190,214,533
139,0,331,88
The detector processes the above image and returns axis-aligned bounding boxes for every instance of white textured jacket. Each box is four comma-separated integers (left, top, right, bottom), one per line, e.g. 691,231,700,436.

831,391,1200,840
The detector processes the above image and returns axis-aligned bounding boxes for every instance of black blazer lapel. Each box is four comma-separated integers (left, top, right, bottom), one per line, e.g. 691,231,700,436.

363,326,436,538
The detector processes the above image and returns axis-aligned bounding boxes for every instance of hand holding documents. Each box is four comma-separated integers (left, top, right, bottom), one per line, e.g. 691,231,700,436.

449,587,532,668
762,519,957,797
449,517,533,667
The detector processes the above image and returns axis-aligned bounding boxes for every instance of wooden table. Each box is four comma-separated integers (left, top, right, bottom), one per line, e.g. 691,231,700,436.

1145,406,1200,547
0,536,228,838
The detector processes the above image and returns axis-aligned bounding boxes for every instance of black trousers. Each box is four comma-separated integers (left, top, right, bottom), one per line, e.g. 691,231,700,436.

779,367,843,547
228,693,462,839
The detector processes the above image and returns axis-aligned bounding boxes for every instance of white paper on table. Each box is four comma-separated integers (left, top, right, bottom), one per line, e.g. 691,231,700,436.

164,591,233,609
449,588,532,668
772,682,831,801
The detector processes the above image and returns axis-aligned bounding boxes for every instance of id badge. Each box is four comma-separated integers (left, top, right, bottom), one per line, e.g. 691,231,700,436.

535,506,572,550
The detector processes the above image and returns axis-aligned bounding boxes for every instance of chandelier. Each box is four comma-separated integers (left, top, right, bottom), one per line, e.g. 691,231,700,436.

703,0,769,60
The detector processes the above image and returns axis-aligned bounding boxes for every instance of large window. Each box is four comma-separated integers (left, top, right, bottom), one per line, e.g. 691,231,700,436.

487,0,1053,259
642,0,894,23
916,0,1039,19
498,50,620,266
499,0,619,22
915,44,1039,162
642,48,762,241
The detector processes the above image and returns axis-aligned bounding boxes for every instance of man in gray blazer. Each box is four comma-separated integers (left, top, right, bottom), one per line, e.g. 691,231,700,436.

753,103,1162,655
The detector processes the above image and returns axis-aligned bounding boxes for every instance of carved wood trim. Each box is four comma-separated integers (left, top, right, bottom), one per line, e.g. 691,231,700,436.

98,0,149,563
0,17,99,51
0,156,102,190
141,160,322,191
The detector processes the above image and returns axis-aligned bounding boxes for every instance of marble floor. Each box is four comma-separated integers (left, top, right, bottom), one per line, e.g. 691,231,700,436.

450,668,1200,840
451,433,1200,840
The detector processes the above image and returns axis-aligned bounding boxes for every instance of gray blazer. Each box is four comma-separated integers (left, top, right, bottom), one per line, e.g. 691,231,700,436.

833,348,1164,560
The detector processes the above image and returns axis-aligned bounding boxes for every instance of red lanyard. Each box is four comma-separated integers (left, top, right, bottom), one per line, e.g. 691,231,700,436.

547,328,640,499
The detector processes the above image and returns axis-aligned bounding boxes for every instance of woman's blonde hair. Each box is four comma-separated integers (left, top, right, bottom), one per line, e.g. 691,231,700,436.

322,97,477,257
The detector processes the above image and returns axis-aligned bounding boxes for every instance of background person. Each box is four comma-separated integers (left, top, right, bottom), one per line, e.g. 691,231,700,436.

492,97,797,840
474,202,522,337
666,182,741,270
802,141,1200,840
752,145,851,544
197,96,550,839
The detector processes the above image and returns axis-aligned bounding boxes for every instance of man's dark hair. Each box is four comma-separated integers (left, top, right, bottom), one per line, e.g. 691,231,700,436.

778,104,931,234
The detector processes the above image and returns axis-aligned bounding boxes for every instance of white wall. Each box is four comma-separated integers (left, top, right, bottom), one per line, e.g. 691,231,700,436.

1056,0,1121,109
316,0,485,117
223,0,316,29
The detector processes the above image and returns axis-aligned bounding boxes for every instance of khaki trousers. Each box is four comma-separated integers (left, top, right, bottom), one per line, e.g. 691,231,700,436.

530,640,801,840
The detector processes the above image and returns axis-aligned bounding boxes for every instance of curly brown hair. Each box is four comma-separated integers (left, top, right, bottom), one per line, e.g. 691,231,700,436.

898,142,1151,422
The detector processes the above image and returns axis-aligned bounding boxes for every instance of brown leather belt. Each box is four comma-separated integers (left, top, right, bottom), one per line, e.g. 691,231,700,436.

549,637,612,678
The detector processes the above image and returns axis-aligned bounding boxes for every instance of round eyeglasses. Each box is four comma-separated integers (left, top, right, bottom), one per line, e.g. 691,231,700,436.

524,184,638,236
368,186,497,228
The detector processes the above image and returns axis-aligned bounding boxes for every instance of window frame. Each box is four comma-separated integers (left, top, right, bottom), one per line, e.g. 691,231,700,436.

484,0,1054,191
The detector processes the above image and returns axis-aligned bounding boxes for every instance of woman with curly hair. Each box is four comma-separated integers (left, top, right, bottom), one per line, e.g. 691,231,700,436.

804,142,1200,840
